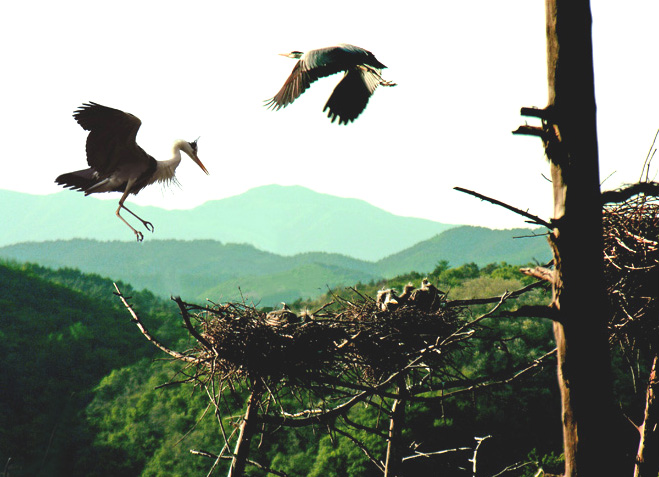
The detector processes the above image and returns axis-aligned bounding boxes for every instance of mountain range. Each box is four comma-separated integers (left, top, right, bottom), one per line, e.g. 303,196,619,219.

0,227,551,306
0,185,455,262
1,184,552,305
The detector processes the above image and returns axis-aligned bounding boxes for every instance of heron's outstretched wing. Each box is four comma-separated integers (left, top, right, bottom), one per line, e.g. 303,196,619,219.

55,168,100,194
73,102,147,176
323,66,381,125
265,46,355,110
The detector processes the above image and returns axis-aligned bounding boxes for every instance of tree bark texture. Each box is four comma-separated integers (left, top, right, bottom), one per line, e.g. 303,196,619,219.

228,381,263,477
634,354,658,477
384,381,407,477
543,1,624,475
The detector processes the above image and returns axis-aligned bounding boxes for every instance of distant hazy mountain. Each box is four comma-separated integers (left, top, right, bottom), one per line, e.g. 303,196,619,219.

0,226,552,306
0,185,455,261
378,226,552,276
0,239,380,304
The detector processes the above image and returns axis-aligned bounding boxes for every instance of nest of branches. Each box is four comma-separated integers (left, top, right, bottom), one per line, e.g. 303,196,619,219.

195,302,348,381
185,290,462,388
336,297,461,382
603,193,659,348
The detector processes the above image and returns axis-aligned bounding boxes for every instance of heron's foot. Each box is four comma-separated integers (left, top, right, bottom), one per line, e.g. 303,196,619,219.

381,80,397,87
135,231,145,242
143,221,155,233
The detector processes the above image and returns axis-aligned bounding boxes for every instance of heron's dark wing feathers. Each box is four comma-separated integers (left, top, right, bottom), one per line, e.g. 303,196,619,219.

265,60,315,110
55,168,112,195
73,102,147,175
265,46,356,110
73,102,141,132
323,66,381,125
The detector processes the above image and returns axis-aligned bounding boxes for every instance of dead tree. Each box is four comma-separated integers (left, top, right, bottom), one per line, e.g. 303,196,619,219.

513,1,624,474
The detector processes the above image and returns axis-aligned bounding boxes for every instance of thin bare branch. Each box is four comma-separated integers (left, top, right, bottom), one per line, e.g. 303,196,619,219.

446,280,546,308
409,348,557,402
402,446,472,462
520,266,555,283
190,450,289,477
453,186,553,228
512,125,547,139
113,283,199,363
172,296,215,352
332,426,385,473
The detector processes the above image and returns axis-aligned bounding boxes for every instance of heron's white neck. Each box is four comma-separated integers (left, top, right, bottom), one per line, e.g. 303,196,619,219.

152,140,186,184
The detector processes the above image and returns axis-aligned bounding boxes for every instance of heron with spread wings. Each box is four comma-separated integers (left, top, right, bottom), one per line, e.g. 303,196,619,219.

56,102,209,241
266,44,396,125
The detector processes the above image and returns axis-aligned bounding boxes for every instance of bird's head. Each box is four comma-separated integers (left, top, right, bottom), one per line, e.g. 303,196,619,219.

180,138,209,175
279,50,304,59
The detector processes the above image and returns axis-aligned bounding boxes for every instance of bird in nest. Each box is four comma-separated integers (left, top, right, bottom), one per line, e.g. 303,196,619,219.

265,303,299,327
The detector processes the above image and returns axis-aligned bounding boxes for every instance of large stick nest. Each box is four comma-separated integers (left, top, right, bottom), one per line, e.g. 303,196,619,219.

189,283,462,386
603,193,659,348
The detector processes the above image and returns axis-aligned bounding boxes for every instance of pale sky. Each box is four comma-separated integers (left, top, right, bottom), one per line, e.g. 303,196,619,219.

1,1,657,229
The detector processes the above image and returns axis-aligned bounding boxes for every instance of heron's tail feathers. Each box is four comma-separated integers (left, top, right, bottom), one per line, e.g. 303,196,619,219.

55,168,99,194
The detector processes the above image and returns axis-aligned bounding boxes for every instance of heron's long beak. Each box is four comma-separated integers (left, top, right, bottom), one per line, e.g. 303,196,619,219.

193,155,209,175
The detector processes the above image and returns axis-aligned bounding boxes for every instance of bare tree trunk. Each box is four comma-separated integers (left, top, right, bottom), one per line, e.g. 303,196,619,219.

634,354,658,477
542,1,624,475
384,380,407,477
228,380,262,477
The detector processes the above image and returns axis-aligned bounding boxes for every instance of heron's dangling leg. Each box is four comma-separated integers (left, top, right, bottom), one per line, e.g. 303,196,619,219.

121,205,155,233
115,189,153,242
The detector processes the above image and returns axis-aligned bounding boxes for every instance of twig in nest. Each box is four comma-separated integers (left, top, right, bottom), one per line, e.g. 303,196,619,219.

601,182,659,205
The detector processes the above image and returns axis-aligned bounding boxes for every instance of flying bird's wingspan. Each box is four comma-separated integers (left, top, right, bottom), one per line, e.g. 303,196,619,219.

323,66,382,125
265,60,316,110
73,102,147,176
265,46,356,110
267,44,393,123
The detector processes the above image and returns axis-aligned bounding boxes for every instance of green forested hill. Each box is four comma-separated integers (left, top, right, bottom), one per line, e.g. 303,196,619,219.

0,262,182,476
378,226,551,276
0,227,551,306
0,240,380,305
1,260,566,476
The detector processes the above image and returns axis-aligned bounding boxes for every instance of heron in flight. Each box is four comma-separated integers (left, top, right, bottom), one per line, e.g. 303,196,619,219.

56,102,209,242
266,44,396,125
